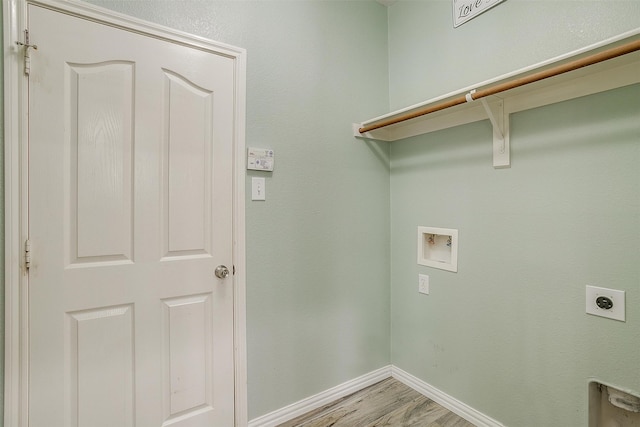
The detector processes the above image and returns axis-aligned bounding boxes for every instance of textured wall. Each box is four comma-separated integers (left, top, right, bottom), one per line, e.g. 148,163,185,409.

388,0,640,110
4,1,639,426
388,1,640,425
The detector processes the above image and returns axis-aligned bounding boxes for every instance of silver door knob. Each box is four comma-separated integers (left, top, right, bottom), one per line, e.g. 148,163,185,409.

215,265,230,279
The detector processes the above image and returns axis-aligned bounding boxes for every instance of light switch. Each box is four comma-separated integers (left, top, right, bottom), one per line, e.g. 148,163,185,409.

252,177,266,201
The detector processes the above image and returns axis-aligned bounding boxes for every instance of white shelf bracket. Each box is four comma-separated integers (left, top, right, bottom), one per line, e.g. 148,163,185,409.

474,95,510,169
479,98,504,140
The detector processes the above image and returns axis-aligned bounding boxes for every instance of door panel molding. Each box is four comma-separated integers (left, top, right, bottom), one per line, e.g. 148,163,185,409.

2,1,247,425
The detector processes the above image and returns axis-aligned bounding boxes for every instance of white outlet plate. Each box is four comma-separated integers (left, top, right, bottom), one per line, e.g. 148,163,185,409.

419,274,429,295
586,285,625,322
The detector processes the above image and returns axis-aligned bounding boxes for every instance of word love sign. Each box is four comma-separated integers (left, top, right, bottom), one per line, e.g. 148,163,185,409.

453,0,505,27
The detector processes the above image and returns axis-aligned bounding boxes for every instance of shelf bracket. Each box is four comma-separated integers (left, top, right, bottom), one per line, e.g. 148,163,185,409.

479,98,504,140
470,93,510,169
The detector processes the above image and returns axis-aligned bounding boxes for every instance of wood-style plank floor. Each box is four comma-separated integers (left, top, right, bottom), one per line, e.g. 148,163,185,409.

277,377,476,427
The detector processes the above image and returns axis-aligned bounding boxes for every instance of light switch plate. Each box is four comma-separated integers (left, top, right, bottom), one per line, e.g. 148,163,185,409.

586,285,625,322
251,177,266,201
419,274,429,295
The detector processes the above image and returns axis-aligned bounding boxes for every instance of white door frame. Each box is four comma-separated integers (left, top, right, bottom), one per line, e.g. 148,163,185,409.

2,1,248,425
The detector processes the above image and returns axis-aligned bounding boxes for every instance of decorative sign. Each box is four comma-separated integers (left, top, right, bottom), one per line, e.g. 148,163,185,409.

453,0,505,28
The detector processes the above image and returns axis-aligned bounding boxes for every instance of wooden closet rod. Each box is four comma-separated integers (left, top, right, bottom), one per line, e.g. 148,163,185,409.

359,38,640,134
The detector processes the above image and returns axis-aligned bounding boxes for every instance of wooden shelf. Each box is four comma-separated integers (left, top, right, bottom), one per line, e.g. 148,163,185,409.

353,32,640,168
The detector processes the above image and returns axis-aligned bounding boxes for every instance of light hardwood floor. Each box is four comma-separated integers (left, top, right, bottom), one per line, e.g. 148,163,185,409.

277,377,476,427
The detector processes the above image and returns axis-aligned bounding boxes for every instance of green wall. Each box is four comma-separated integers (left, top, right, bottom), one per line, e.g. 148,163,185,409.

4,0,391,422
2,0,639,425
388,1,640,425
388,0,640,110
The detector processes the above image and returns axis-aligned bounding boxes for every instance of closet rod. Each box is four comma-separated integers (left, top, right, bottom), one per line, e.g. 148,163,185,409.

358,38,640,134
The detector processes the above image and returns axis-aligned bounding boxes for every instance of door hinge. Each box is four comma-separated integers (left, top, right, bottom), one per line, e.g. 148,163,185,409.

16,29,38,76
232,265,235,276
24,239,32,269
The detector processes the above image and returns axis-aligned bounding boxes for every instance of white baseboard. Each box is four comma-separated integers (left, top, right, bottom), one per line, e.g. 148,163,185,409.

248,365,505,427
391,366,506,427
248,365,392,427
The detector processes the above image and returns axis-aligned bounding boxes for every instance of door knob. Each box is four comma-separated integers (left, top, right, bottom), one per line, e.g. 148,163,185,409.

215,265,230,279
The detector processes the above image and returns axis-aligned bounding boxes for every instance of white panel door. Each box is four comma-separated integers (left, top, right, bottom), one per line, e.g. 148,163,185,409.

27,4,235,426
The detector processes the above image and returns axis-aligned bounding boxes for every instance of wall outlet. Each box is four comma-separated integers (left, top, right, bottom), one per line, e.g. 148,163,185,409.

586,285,625,322
419,274,429,295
